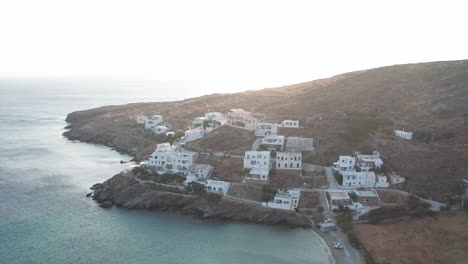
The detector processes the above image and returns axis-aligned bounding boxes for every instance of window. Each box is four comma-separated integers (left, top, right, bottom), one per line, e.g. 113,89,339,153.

278,163,280,168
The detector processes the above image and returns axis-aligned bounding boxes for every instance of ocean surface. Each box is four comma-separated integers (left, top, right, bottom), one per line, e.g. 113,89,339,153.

0,79,332,264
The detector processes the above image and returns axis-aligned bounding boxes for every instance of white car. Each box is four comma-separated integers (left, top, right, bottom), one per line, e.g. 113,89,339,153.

331,242,343,249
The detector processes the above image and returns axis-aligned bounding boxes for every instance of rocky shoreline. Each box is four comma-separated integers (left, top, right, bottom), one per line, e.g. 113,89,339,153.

89,169,311,227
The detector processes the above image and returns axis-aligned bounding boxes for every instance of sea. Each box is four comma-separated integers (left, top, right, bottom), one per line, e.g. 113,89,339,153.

0,78,332,264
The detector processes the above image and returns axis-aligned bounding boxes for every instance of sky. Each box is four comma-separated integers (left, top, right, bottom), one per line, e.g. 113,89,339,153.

1,0,468,93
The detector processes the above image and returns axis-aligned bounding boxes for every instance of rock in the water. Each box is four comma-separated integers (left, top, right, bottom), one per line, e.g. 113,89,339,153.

99,200,113,208
86,192,92,198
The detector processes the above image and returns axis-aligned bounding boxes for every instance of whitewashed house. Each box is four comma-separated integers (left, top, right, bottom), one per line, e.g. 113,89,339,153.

281,120,300,128
147,143,198,175
144,115,164,129
356,151,383,170
327,191,352,210
394,129,413,140
376,175,389,188
205,112,227,125
152,125,169,135
244,151,271,181
341,171,376,188
204,178,231,195
255,123,278,137
191,117,207,129
260,135,285,151
184,164,213,185
333,156,356,171
135,114,148,124
390,173,406,185
285,137,314,152
276,152,302,170
264,188,301,211
226,109,257,130
185,127,205,142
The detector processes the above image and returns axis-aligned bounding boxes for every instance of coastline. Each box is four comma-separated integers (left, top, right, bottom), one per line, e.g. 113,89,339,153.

64,116,341,264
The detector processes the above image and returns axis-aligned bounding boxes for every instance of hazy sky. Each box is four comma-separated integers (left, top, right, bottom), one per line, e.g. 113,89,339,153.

1,0,467,93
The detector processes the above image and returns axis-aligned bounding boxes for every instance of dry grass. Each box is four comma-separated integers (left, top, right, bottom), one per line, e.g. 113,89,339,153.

377,189,409,204
185,125,255,155
269,169,310,188
297,191,320,209
227,184,262,202
354,213,468,264
196,154,244,182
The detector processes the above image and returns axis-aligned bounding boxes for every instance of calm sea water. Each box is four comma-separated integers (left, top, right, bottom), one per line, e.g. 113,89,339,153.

0,79,331,264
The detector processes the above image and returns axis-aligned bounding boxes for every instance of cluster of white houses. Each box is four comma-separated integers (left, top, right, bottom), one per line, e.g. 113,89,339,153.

185,112,227,142
326,189,381,210
137,108,312,211
143,143,231,195
135,114,170,135
333,151,390,188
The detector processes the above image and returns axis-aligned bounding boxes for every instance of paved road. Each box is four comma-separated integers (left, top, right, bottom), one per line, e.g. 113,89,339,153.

384,189,446,211
251,138,262,151
319,191,362,264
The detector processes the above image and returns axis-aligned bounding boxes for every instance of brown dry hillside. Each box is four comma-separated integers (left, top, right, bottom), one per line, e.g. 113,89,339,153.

64,60,468,201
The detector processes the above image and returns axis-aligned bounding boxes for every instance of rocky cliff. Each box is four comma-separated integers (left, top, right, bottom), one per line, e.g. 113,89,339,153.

90,169,311,227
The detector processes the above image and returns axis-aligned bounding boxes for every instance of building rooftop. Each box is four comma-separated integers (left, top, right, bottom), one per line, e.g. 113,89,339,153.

328,191,350,200
354,190,379,197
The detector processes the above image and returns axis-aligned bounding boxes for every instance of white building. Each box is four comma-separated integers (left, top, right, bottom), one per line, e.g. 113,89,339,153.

191,116,207,129
390,173,406,185
276,152,302,170
356,151,383,170
205,112,227,125
184,164,213,185
152,125,169,135
341,171,376,188
376,175,389,188
394,129,413,140
333,156,356,171
135,114,148,124
147,143,199,175
244,151,271,181
281,120,300,128
285,137,314,152
260,135,285,151
204,178,230,195
255,123,278,137
226,109,257,130
185,127,205,142
327,191,352,210
264,188,301,211
144,115,164,129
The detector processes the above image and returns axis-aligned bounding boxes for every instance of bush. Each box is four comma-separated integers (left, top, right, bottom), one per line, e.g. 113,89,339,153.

261,186,277,202
186,182,206,195
202,192,222,203
342,112,393,143
333,170,343,185
413,130,433,144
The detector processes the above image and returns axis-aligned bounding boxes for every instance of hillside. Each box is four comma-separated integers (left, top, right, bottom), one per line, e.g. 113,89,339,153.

64,59,468,202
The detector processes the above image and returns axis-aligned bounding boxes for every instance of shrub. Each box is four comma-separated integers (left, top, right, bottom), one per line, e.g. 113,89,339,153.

413,130,433,144
186,182,206,195
333,170,343,185
202,192,222,203
261,185,277,202
342,112,393,143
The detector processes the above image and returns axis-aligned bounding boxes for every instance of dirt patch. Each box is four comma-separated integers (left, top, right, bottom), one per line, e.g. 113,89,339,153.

297,191,320,209
227,184,263,202
196,154,244,182
377,189,409,204
354,213,468,264
269,169,311,188
185,125,255,155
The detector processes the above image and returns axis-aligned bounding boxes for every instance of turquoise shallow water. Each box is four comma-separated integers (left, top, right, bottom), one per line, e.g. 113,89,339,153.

0,79,331,264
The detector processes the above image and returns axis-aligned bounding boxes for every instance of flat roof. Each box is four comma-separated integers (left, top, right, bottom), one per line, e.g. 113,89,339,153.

328,191,350,200
355,190,379,197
